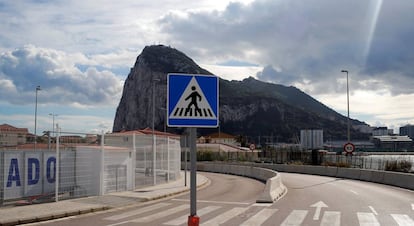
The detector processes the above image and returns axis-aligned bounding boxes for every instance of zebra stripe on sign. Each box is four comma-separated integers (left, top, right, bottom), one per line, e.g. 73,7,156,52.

173,107,213,117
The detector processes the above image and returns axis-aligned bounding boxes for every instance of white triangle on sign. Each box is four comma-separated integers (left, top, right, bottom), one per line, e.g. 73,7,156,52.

169,76,216,119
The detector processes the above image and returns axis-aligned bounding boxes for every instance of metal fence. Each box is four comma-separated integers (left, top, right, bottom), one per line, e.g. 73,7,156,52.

0,131,181,206
193,148,414,173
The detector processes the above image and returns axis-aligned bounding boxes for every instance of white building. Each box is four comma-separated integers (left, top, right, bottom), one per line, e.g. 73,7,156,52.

300,129,323,150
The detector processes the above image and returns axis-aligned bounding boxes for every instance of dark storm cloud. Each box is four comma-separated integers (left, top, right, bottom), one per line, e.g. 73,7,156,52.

256,65,300,85
159,0,414,95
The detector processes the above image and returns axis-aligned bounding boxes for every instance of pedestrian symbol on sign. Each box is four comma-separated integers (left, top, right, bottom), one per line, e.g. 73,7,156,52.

185,86,202,116
170,76,216,120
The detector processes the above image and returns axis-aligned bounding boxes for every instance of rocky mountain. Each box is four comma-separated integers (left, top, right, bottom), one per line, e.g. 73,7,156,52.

113,45,369,142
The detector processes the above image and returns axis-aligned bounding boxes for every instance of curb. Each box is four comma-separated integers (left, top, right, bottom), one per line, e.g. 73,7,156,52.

0,174,210,226
0,207,109,226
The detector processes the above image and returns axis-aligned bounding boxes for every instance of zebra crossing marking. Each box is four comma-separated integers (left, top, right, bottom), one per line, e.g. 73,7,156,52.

163,206,221,226
251,203,273,207
102,201,414,226
391,214,414,226
357,212,380,226
131,204,189,223
240,208,278,226
320,211,340,226
200,207,248,226
280,210,308,226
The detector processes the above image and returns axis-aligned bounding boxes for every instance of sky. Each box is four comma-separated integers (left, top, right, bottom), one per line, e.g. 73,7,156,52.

0,0,413,135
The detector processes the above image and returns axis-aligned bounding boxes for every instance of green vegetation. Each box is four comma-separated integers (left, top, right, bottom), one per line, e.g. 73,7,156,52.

385,160,413,173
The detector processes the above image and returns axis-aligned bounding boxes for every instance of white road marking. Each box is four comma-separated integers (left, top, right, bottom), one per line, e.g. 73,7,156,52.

131,204,189,223
357,212,380,226
200,207,247,226
280,210,308,226
163,206,221,225
350,190,359,195
104,203,171,221
106,221,129,226
310,201,328,220
412,203,414,211
320,211,341,226
369,206,378,215
172,198,250,205
240,208,278,226
251,203,273,207
391,214,414,226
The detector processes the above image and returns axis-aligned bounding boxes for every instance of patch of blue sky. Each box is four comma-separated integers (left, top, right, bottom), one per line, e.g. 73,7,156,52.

0,103,33,115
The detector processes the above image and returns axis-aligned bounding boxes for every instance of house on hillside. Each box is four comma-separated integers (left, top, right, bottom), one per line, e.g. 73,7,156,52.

199,132,238,146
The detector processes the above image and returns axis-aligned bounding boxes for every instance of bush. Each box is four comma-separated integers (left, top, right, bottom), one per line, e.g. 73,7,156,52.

385,160,412,173
322,162,351,168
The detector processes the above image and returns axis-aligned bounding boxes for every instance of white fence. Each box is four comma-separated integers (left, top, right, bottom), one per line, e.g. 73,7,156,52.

0,131,181,205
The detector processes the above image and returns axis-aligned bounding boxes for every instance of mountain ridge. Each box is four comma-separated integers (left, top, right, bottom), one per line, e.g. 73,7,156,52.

113,45,369,142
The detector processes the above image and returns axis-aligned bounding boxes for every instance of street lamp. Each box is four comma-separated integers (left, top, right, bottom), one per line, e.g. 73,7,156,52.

34,85,41,151
152,78,160,185
49,113,58,135
341,70,350,143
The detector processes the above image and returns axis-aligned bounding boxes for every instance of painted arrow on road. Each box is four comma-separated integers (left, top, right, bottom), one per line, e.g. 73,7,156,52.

311,201,328,220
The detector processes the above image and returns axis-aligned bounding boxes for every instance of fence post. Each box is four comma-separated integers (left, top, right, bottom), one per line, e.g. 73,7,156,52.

99,131,105,195
153,134,157,185
55,124,60,202
0,151,3,205
167,137,170,182
132,133,136,190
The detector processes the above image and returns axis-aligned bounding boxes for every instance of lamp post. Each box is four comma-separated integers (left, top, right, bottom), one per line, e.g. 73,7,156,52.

34,86,41,151
152,78,160,185
341,70,350,143
49,113,58,135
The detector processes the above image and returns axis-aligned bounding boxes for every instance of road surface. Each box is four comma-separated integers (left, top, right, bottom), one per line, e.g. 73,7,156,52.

33,172,414,226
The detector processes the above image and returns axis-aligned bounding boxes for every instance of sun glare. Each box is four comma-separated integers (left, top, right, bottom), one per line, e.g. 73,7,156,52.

363,0,383,66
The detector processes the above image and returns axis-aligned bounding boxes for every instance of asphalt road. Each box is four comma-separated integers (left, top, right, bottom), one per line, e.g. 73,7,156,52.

32,172,414,226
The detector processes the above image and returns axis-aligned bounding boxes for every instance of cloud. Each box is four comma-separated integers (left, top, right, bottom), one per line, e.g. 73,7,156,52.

158,0,414,96
256,65,301,85
0,45,123,106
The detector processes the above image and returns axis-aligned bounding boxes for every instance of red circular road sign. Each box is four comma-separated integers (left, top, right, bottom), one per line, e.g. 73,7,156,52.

343,142,355,153
249,144,255,151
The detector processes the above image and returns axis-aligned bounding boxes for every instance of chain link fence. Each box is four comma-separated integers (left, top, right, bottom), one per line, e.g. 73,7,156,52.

193,147,414,173
0,131,181,206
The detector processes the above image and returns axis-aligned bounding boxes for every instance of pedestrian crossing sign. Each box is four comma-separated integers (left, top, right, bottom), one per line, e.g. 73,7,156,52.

167,73,219,127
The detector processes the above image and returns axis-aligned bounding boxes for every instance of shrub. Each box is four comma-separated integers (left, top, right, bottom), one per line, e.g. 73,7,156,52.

385,160,412,173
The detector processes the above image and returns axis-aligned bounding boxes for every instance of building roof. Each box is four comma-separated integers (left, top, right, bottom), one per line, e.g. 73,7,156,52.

206,132,235,139
0,124,29,133
110,128,179,137
373,135,412,142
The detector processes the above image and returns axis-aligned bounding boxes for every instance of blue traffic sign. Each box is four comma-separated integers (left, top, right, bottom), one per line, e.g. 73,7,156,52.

167,73,219,127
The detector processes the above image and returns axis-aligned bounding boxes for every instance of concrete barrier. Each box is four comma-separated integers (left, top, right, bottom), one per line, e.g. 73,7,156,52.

195,162,286,203
254,163,414,190
186,161,413,202
256,172,287,203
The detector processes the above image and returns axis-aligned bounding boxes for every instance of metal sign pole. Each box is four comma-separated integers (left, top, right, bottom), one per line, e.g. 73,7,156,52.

188,127,199,225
